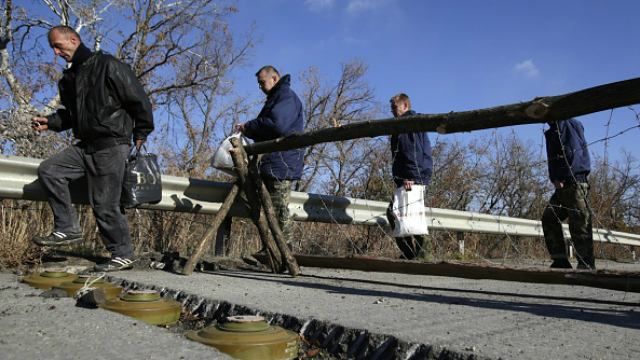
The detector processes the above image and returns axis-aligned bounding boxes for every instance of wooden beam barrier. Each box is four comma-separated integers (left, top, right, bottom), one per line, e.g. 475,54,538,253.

245,77,640,155
293,255,640,293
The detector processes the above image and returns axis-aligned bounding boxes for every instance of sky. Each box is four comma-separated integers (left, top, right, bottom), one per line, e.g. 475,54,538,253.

226,0,640,164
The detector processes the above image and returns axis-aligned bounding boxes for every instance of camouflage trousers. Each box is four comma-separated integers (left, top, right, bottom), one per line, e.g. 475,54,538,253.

263,178,292,245
541,182,594,267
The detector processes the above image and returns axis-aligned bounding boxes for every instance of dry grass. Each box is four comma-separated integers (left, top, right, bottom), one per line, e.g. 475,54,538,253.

0,199,636,268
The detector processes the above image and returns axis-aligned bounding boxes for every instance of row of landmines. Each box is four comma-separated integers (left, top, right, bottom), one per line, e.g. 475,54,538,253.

21,271,299,360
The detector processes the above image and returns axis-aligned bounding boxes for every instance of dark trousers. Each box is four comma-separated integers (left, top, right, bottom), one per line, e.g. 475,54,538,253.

38,144,133,258
395,235,430,260
541,182,594,267
387,204,432,260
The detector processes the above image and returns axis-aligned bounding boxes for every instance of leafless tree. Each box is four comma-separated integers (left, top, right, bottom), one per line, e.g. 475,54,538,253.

589,153,640,231
473,132,547,217
297,60,378,195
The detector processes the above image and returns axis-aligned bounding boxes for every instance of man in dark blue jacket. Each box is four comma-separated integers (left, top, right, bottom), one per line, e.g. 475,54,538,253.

236,65,304,248
387,93,432,260
542,118,594,269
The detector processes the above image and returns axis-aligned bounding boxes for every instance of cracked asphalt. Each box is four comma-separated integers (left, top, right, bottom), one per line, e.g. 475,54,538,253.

2,259,640,359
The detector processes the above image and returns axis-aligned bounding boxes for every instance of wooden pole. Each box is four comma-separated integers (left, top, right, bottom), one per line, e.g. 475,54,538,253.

248,156,301,276
181,183,239,276
293,255,640,293
244,77,640,155
229,137,282,272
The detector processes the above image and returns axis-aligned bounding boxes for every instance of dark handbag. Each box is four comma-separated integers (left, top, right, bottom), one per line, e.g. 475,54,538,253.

121,146,162,208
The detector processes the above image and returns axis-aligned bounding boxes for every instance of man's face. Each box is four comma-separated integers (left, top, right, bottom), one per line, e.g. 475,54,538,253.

48,30,80,63
390,100,409,117
257,70,278,95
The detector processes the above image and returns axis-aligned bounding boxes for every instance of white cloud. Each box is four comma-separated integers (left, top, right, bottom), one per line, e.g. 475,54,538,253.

346,0,388,14
305,0,335,11
514,59,540,78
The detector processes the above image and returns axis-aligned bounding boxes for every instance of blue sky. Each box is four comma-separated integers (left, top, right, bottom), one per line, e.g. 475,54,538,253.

227,0,640,163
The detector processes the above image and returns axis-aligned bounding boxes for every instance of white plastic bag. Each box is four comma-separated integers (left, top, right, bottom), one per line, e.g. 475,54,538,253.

211,133,248,175
391,185,429,237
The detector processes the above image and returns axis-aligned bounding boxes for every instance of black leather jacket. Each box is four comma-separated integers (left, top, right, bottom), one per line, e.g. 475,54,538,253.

47,45,154,153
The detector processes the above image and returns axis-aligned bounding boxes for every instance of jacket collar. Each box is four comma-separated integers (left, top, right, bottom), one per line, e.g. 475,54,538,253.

69,44,93,71
400,109,416,117
268,74,291,97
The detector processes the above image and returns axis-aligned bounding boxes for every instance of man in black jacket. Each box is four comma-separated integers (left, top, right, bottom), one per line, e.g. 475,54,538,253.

31,26,154,272
542,118,594,270
387,93,432,260
236,65,304,249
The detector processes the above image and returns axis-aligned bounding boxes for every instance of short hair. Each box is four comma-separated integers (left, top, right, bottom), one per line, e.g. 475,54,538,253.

390,93,411,109
255,65,280,77
48,25,81,42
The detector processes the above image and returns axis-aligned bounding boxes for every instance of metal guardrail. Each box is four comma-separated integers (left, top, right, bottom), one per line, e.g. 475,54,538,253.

1,155,639,247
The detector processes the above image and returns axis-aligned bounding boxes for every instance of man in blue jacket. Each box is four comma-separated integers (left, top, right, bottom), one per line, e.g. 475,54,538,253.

387,93,432,260
542,118,594,270
236,65,304,248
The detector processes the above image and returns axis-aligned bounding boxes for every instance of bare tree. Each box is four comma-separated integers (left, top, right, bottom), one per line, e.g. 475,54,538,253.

474,132,547,218
297,60,378,195
589,153,640,231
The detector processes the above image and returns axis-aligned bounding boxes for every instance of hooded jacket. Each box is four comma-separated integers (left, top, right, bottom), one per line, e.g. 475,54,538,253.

544,118,591,183
243,74,304,180
391,110,433,187
46,44,154,153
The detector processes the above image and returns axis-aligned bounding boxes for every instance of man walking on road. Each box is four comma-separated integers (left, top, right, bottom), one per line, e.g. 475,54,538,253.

236,65,304,250
387,93,433,260
541,117,595,270
31,26,154,272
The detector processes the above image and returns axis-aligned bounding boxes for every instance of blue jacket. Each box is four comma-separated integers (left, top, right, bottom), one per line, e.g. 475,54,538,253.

243,75,304,180
544,118,591,182
391,110,433,187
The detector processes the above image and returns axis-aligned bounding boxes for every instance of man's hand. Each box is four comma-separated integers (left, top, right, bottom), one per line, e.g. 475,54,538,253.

553,180,564,190
403,180,414,191
234,123,246,133
135,139,145,150
31,117,49,132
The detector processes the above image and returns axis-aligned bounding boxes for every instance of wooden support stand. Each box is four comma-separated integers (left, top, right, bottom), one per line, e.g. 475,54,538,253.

247,156,300,276
182,183,239,275
229,137,299,275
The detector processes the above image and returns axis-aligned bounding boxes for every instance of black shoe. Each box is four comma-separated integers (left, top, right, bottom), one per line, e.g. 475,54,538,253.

32,231,83,246
550,258,573,269
577,260,596,270
94,257,137,272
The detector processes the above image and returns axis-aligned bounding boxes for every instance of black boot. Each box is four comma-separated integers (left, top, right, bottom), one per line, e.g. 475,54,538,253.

550,258,573,269
577,257,596,270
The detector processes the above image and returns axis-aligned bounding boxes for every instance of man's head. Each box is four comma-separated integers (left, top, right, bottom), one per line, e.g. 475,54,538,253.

255,65,280,95
48,26,82,63
390,93,411,117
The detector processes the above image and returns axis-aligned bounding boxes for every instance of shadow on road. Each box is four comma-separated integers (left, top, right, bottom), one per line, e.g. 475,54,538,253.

209,270,640,331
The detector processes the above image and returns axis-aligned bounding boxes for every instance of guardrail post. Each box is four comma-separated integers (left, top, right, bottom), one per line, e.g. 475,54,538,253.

569,245,574,259
457,232,465,256
213,218,232,256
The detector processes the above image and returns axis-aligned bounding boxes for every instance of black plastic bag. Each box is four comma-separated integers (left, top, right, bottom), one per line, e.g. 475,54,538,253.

121,146,162,208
